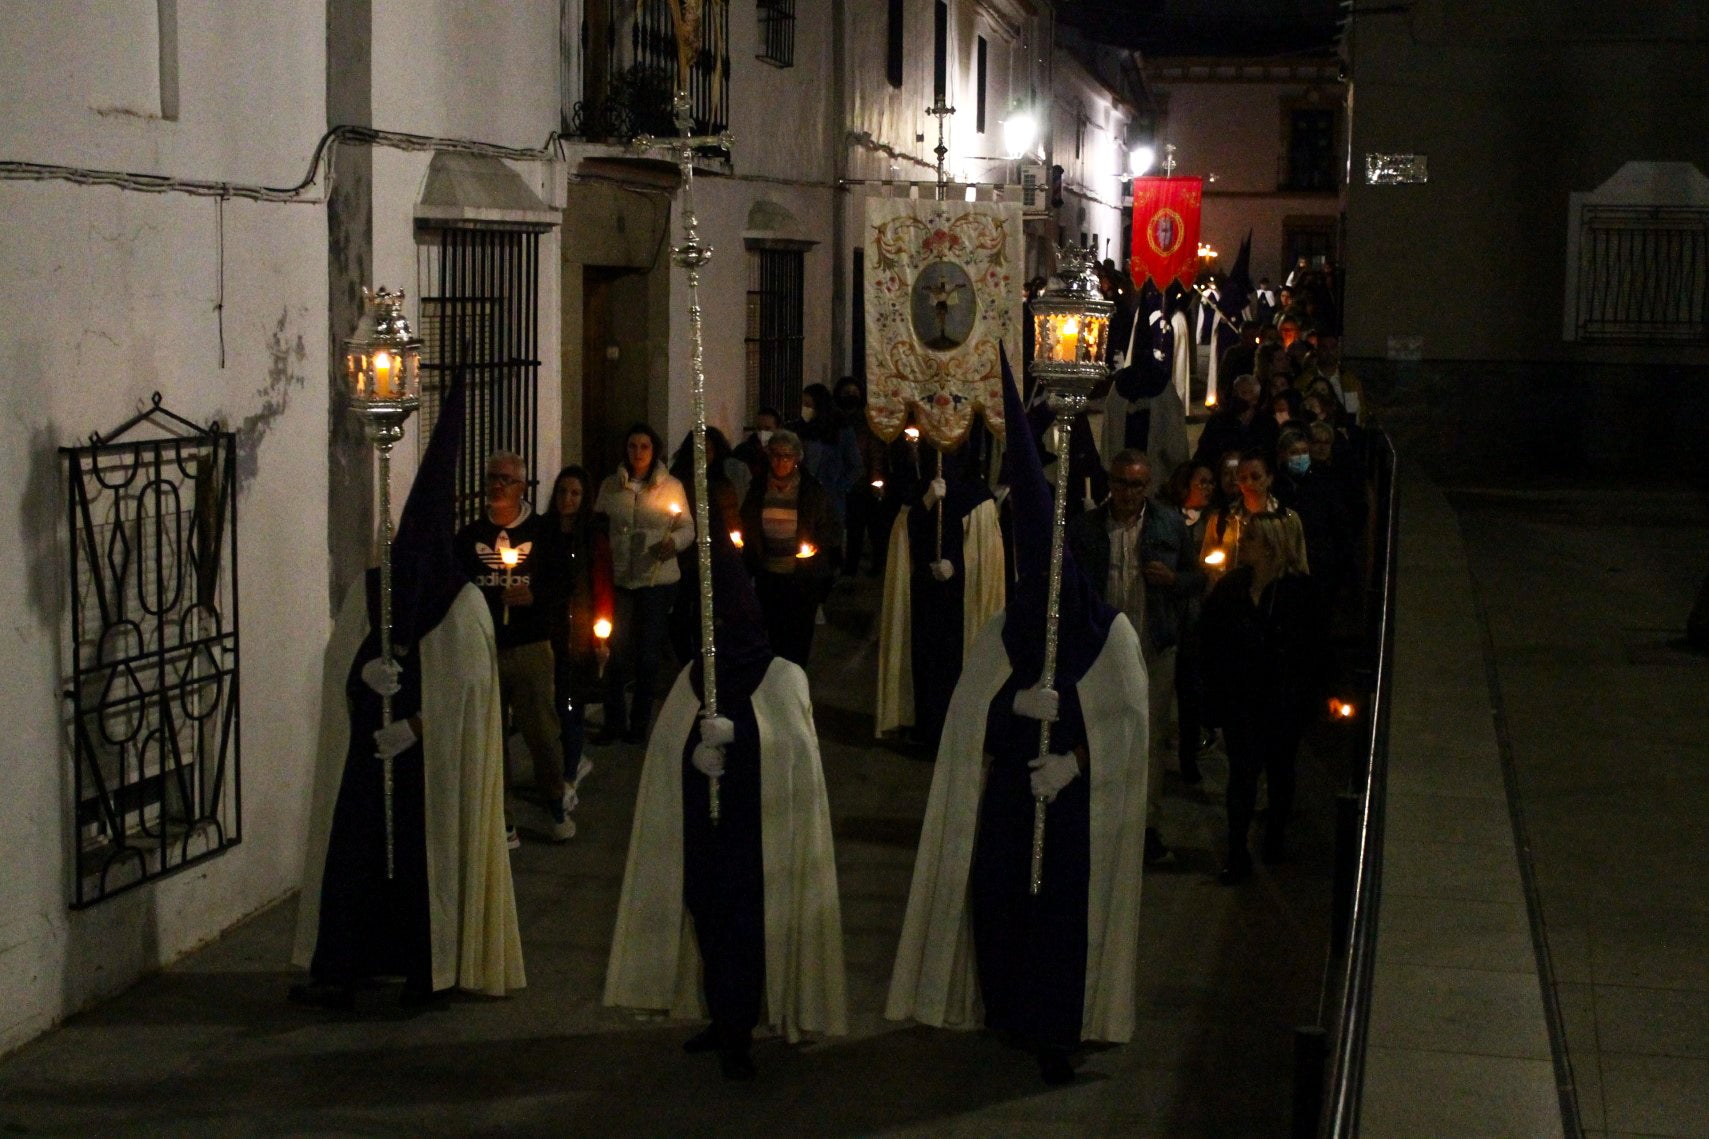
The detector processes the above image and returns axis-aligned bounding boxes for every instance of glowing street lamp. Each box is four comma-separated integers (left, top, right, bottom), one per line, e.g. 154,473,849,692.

1129,145,1156,179
1002,108,1038,161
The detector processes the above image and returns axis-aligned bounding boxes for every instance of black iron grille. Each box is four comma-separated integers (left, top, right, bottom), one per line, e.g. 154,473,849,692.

418,227,543,525
62,396,241,908
1575,206,1709,345
746,248,805,420
758,0,795,68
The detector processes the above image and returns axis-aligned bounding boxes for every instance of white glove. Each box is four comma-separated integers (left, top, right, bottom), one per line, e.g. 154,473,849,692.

699,714,735,748
923,477,947,508
1012,686,1060,722
360,657,402,697
1028,752,1080,802
373,718,418,759
930,558,954,582
691,742,726,779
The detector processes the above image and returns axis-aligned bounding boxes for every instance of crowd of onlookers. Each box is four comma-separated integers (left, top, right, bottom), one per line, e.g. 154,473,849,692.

468,254,1370,884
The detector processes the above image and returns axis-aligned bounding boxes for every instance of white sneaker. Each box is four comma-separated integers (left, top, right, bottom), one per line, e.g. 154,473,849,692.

547,799,576,842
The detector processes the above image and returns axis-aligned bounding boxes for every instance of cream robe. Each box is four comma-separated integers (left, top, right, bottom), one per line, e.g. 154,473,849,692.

293,582,526,997
874,498,1007,736
885,611,1149,1043
604,658,848,1041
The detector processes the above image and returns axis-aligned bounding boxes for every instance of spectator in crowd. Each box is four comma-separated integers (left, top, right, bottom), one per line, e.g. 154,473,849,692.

887,353,1146,1086
1301,335,1361,421
834,377,889,578
738,428,837,666
1272,387,1306,430
793,384,863,576
1160,461,1218,785
1200,510,1328,883
1201,451,1306,595
605,529,846,1081
595,423,693,744
1193,374,1278,470
1275,429,1355,602
293,376,524,1009
732,406,783,484
456,450,574,842
875,435,1005,748
1068,449,1201,866
544,465,614,804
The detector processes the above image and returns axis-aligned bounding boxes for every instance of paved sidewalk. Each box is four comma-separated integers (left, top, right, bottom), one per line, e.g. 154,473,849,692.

0,575,1342,1138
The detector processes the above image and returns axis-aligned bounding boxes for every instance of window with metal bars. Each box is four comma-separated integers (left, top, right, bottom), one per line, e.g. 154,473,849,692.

757,0,794,68
886,0,904,89
745,249,805,420
933,1,948,104
416,226,544,525
976,36,987,133
1573,206,1709,344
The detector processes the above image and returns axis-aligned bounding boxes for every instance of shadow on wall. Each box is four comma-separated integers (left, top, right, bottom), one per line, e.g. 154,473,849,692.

1355,358,1709,481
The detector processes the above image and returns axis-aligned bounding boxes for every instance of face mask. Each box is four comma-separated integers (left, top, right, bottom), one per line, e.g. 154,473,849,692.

1286,453,1312,476
757,430,773,446
800,407,816,421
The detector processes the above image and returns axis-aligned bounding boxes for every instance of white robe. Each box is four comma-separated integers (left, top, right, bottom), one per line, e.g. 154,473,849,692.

604,658,848,1041
293,582,526,996
885,611,1149,1043
874,498,1007,737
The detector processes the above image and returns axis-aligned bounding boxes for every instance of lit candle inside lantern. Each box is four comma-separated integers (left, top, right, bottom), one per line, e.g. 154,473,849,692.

1203,548,1227,567
729,530,744,548
796,541,817,559
1058,316,1081,362
374,350,394,399
499,546,519,625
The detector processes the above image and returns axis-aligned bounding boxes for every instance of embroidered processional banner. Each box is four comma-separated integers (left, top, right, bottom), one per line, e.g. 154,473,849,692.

863,198,1022,448
1129,176,1203,292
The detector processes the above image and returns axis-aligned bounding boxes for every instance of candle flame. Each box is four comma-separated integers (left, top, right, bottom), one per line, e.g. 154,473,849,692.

1062,316,1080,336
871,478,885,490
1330,698,1357,719
904,426,920,442
593,618,612,640
669,502,682,515
796,542,817,559
499,547,519,568
1204,549,1226,567
729,530,744,548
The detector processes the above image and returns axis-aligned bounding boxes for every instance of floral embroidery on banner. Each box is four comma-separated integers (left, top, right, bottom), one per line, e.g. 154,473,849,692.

863,199,1023,450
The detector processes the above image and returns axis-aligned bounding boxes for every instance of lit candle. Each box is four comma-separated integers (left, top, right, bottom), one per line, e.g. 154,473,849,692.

796,541,817,559
500,546,519,625
1058,316,1081,362
871,478,884,490
1329,698,1357,720
729,530,744,548
1203,548,1226,567
593,617,612,678
374,350,394,399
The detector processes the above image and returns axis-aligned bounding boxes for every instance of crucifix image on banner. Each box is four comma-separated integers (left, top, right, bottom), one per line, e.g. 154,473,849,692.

864,198,1023,449
1129,177,1203,292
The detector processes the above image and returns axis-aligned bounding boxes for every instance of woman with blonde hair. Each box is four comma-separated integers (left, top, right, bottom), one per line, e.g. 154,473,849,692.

1199,506,1325,883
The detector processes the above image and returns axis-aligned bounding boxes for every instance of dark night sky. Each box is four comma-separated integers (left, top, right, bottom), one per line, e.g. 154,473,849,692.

1057,0,1343,58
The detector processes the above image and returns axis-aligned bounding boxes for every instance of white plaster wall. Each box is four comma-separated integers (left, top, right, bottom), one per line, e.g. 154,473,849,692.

0,3,327,1054
1050,54,1129,263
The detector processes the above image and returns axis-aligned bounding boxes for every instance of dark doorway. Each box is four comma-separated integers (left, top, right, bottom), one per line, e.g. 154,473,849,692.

582,265,652,483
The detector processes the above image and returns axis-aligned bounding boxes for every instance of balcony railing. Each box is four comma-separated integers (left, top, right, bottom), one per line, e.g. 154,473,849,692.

562,0,729,144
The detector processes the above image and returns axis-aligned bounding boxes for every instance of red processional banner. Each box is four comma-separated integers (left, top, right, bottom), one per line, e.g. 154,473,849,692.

1129,177,1203,291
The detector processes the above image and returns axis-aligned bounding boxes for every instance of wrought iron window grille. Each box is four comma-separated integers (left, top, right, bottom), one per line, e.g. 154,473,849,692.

562,0,730,149
745,248,806,420
417,226,545,524
1573,205,1709,345
757,0,794,68
62,393,241,908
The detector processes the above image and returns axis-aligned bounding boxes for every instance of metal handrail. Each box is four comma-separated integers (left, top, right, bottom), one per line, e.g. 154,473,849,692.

1319,431,1400,1136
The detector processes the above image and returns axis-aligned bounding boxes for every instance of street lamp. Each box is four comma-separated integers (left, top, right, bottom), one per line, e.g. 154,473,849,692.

1022,245,1114,895
1002,108,1038,161
344,287,423,880
1129,145,1156,179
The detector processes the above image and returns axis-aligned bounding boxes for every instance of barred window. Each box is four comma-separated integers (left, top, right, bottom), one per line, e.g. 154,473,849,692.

886,0,903,89
757,0,794,68
416,227,544,524
975,36,988,133
746,249,805,420
1572,206,1709,345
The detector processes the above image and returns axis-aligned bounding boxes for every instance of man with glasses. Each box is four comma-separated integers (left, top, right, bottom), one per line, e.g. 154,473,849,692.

456,451,573,842
1068,450,1200,867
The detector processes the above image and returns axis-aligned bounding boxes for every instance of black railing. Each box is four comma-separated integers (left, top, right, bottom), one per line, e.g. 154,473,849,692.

757,0,795,68
563,0,730,143
1296,430,1398,1136
62,394,242,908
418,227,544,524
745,248,805,420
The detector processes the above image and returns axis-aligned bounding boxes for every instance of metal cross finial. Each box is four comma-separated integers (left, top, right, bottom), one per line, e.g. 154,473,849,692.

1163,143,1178,178
928,99,956,200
